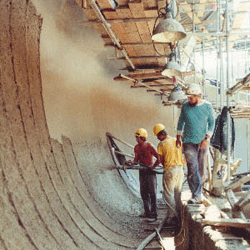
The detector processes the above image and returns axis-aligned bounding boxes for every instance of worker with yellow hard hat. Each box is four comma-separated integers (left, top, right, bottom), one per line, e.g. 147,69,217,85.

129,128,160,221
135,128,148,139
153,124,165,138
153,123,185,230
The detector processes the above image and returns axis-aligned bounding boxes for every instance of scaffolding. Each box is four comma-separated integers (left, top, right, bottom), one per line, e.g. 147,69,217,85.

191,0,250,183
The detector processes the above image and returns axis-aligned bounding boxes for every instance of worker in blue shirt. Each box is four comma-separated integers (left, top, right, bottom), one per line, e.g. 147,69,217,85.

176,83,215,204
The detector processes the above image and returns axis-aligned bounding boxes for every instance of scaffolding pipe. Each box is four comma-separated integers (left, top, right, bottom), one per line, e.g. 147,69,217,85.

187,31,250,36
220,37,224,109
247,120,250,172
192,0,195,33
215,0,221,111
202,37,206,96
219,0,225,109
179,45,202,72
225,0,231,183
246,49,248,75
231,51,234,85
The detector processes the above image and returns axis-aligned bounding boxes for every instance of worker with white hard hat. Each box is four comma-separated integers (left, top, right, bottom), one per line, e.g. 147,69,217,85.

176,83,215,204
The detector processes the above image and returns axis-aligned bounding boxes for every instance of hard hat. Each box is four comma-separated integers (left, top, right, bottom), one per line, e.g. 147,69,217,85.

153,124,165,136
135,128,148,138
186,83,202,96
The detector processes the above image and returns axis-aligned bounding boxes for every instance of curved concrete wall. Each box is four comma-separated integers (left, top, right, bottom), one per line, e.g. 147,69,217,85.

0,0,177,249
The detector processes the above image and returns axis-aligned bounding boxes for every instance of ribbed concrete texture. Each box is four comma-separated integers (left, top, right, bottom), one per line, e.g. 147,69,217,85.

0,0,178,249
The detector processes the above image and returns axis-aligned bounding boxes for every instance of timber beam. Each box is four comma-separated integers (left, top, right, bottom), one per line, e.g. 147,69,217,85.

78,18,215,26
200,218,250,228
233,190,250,211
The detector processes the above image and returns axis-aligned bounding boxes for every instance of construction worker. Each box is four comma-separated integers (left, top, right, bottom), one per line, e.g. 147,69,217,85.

128,128,160,220
176,83,215,204
153,124,185,226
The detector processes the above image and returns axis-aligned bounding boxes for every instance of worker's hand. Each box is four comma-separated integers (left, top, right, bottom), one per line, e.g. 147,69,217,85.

149,165,155,170
200,139,209,149
176,137,182,148
125,160,133,166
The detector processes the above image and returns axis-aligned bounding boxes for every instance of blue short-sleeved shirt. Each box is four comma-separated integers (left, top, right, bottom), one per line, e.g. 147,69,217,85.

177,100,215,144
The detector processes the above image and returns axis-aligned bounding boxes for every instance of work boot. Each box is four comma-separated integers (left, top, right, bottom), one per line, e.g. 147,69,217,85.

139,213,149,218
147,213,157,221
187,197,203,204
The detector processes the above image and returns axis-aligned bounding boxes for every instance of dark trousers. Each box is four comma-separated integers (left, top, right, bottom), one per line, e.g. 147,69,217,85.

139,171,157,216
183,143,208,199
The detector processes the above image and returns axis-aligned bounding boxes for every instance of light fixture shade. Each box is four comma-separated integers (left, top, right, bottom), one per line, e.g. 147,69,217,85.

169,86,187,101
152,18,186,43
161,60,181,77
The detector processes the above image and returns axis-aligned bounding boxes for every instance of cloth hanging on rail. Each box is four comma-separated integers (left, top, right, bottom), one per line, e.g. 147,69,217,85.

210,106,235,155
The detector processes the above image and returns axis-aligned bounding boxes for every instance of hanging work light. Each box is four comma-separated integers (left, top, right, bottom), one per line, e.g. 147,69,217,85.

161,44,182,77
152,2,186,43
162,58,182,77
167,76,187,102
168,85,187,101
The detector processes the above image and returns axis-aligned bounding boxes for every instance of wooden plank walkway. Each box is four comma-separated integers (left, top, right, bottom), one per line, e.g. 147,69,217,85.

138,204,176,250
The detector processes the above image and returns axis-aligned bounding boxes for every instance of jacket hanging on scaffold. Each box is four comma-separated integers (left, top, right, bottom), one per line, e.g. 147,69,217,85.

210,106,235,155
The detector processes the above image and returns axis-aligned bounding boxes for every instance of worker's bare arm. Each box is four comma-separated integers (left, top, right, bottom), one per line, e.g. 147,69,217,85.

150,144,161,170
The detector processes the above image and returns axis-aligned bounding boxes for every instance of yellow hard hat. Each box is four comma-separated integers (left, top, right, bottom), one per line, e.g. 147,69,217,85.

135,128,148,138
153,123,165,136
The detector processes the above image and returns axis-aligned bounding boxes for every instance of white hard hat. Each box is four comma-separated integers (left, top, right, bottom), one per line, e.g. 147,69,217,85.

186,83,202,96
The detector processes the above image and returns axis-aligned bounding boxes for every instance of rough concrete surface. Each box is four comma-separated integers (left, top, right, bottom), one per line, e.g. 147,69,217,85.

176,204,250,250
0,0,178,249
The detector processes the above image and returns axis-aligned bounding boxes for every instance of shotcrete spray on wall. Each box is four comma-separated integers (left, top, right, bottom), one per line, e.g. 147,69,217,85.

31,0,178,228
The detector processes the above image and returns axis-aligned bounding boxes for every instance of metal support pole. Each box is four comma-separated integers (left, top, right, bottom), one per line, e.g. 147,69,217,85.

218,0,223,110
247,120,250,172
216,0,220,111
187,31,250,36
202,37,206,96
192,0,195,33
225,0,231,183
220,37,224,108
231,51,234,83
245,48,248,75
